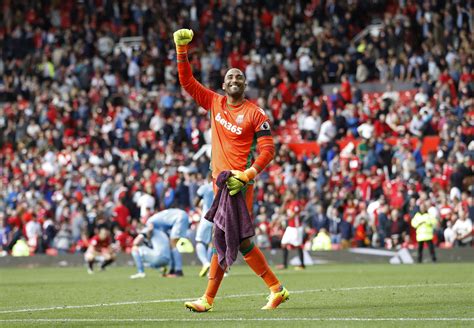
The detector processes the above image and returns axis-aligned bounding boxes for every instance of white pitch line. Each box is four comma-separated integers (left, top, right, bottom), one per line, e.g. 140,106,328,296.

0,318,473,323
0,282,470,315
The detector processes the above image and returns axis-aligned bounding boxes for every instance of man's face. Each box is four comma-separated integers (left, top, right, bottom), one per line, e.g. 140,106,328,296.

223,68,246,97
419,203,426,212
98,228,109,240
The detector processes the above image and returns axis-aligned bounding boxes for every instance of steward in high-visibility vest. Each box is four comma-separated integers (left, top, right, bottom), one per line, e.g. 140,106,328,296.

312,228,332,251
412,211,437,241
411,203,437,263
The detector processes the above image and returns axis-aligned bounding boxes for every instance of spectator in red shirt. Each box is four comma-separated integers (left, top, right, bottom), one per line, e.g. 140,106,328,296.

340,75,352,104
113,199,131,230
227,46,246,72
278,199,305,270
113,226,134,253
390,190,406,210
277,76,296,106
354,218,368,247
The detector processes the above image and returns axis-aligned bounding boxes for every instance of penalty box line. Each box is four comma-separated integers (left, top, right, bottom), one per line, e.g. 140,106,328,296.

0,282,470,315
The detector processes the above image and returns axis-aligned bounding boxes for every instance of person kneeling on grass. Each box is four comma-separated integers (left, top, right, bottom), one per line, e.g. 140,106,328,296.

84,226,116,274
130,226,171,279
146,208,190,277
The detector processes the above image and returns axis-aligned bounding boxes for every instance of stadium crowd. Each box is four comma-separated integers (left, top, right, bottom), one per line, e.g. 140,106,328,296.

0,0,472,257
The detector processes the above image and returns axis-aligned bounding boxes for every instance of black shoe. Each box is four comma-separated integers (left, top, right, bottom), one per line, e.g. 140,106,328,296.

166,270,183,278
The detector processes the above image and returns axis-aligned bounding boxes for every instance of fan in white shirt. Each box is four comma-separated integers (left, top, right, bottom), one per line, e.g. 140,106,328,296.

452,215,473,246
317,118,336,144
136,192,156,220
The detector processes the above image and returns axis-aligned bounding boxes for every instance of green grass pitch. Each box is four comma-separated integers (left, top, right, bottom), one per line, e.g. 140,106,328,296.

0,263,473,327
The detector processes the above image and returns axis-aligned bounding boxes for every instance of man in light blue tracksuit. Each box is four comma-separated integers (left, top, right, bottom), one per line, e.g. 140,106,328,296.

130,228,171,279
147,208,189,276
194,175,215,277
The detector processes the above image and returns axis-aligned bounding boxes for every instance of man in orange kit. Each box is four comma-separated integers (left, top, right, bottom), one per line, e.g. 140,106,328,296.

174,29,289,312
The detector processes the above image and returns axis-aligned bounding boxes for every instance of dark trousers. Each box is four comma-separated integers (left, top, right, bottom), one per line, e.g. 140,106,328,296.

455,239,472,247
6,230,22,251
417,240,436,263
282,247,305,268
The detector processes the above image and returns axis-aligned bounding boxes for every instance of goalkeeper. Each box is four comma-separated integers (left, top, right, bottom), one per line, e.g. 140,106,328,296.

173,29,288,312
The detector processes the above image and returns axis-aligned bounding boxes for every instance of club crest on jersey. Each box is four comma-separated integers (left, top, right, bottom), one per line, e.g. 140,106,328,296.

236,114,244,124
260,121,270,131
215,112,243,135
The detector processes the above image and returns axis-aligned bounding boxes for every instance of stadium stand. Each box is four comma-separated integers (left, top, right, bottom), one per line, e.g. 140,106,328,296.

0,0,472,256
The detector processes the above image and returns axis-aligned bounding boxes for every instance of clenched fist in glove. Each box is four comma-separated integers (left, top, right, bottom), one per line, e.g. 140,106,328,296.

173,29,194,46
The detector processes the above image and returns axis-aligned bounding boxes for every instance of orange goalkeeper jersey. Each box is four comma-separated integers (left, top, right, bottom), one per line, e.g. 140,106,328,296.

177,47,274,179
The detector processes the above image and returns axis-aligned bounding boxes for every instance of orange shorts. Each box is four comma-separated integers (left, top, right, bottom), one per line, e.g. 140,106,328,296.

213,180,254,216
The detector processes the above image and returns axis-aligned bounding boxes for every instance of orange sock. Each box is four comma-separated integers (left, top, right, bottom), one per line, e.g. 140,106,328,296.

204,254,225,304
243,244,281,293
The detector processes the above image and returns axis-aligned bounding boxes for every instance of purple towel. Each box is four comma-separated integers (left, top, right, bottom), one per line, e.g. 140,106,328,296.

204,171,255,269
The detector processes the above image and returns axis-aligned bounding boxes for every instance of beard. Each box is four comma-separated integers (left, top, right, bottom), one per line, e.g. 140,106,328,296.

225,84,245,97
